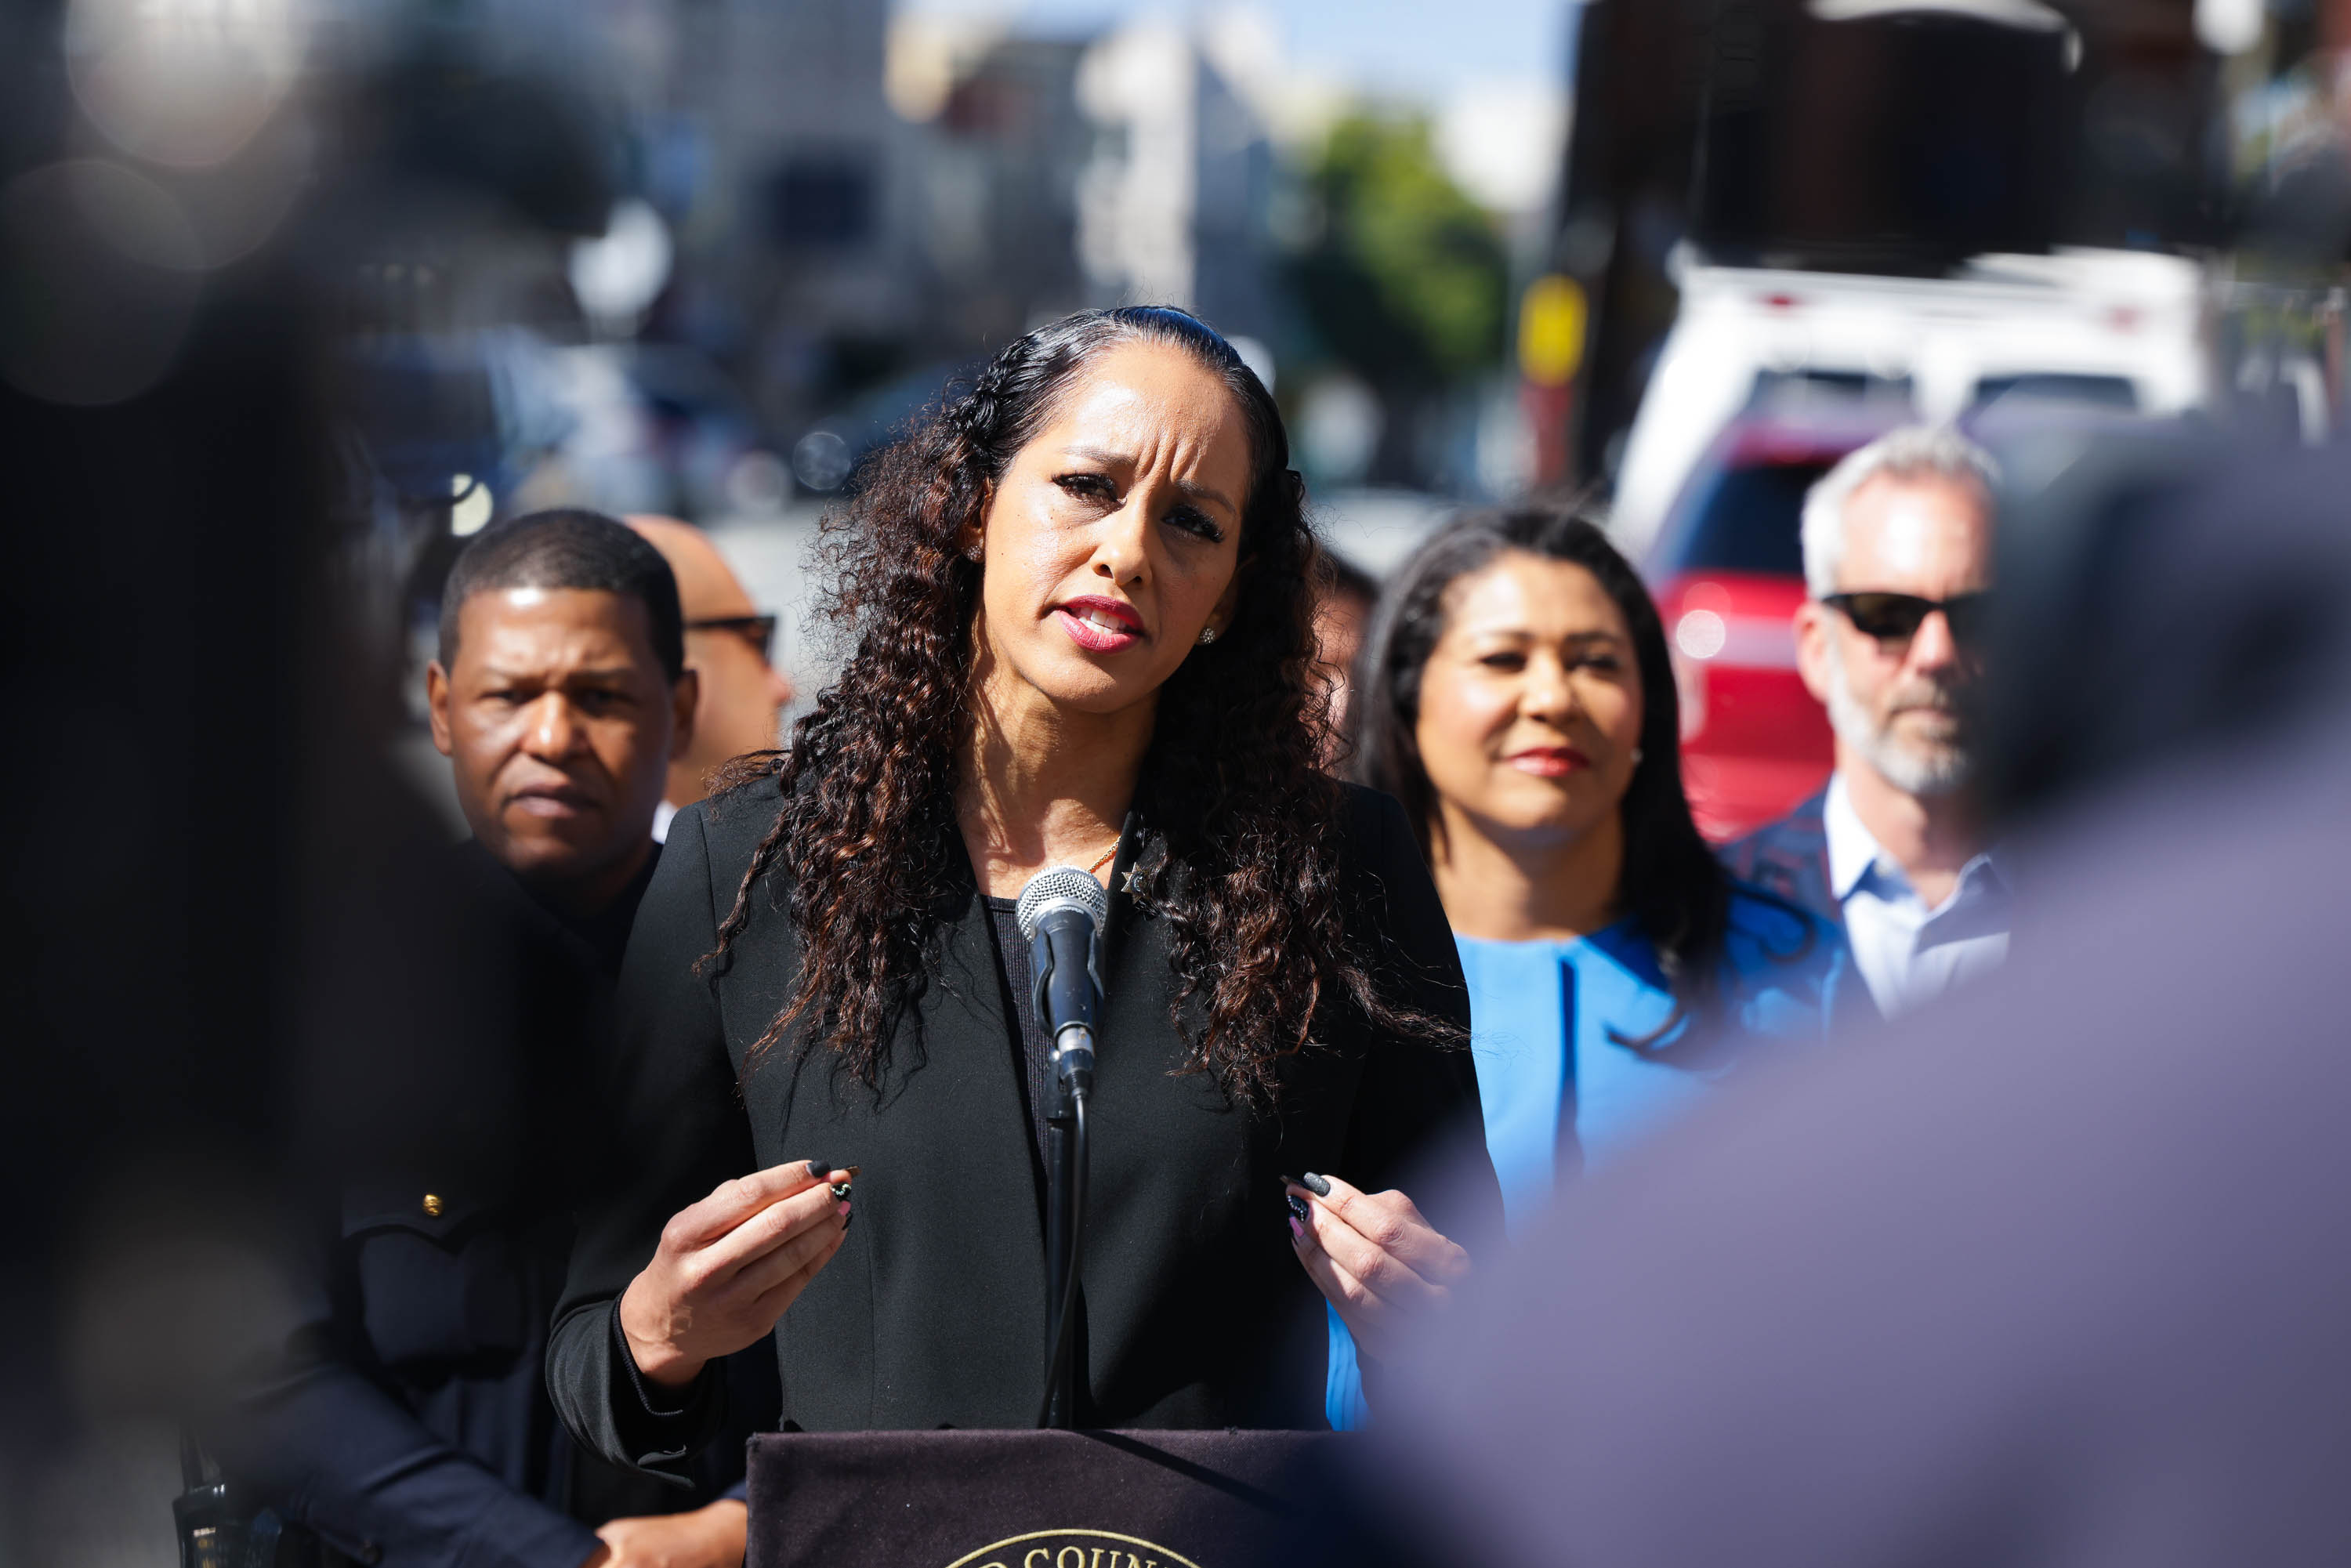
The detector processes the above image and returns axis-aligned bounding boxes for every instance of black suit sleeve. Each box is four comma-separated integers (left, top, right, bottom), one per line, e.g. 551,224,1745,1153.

1338,788,1505,1268
547,802,753,1479
223,1226,603,1568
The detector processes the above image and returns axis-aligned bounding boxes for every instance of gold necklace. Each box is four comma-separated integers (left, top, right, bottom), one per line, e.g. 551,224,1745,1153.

1085,842,1118,878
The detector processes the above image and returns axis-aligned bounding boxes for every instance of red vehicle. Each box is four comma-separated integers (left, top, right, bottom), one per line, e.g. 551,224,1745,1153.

1642,415,1895,844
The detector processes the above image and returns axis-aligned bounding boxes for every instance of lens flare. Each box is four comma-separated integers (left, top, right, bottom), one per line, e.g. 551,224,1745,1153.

65,0,308,170
0,161,202,407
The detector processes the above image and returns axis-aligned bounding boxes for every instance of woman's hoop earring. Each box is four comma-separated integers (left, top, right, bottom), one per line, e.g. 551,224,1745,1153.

1197,625,1218,646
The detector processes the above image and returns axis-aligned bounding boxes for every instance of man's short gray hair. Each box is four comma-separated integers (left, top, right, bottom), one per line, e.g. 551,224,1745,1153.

1799,425,1998,597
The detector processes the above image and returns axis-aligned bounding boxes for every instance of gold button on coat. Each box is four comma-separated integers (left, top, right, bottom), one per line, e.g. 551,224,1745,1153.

421,1193,445,1218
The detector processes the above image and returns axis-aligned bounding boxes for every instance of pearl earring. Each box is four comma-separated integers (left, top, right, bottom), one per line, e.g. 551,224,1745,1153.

1197,625,1218,645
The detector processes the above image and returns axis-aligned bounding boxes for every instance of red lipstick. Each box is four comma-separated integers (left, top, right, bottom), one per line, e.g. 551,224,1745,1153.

1505,746,1591,778
1054,596,1145,654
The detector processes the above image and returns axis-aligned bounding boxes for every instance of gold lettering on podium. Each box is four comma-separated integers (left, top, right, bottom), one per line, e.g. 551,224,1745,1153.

945,1530,1201,1568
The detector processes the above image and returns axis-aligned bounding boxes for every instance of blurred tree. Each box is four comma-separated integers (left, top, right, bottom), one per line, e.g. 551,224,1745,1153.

1284,110,1509,483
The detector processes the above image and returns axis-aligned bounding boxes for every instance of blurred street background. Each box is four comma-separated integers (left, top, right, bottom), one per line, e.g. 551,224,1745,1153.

322,0,1589,827
361,0,1582,821
12,0,2351,1562
238,0,2351,837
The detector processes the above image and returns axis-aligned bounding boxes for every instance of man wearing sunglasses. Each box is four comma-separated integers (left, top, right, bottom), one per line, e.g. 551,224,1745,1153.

628,516,796,839
1725,425,2010,1019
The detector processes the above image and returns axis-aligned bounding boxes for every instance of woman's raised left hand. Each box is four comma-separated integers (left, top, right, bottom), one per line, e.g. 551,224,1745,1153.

1284,1173,1470,1363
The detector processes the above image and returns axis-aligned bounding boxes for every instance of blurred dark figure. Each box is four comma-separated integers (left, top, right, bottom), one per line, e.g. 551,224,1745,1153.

0,16,395,1564
0,9,704,1563
218,512,758,1568
1312,549,1378,766
1355,432,2351,1567
1723,426,2007,1019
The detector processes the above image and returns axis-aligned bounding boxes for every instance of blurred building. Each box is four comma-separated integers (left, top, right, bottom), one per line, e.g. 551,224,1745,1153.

909,28,1094,346
888,13,1283,348
603,9,1284,479
1075,18,1280,345
353,2,1525,536
656,0,909,433
2210,0,2351,443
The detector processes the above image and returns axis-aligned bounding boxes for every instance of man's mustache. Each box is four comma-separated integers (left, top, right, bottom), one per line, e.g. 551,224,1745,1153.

1884,678,1968,717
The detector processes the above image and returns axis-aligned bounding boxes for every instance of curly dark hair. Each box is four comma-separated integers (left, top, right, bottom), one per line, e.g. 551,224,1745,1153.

1352,505,1754,1031
706,306,1439,1105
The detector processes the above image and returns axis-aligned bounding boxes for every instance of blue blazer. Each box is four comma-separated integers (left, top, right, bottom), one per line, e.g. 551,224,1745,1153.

1327,888,1860,1427
1720,788,1838,932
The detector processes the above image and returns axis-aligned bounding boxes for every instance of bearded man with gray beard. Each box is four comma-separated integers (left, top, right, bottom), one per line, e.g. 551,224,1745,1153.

1724,426,2009,1018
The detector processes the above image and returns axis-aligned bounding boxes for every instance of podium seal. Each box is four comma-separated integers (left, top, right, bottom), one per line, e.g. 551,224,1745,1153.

947,1530,1205,1568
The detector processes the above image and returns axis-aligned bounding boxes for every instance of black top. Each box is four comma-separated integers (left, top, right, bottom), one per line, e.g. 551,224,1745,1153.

547,777,1499,1473
980,893,1059,1173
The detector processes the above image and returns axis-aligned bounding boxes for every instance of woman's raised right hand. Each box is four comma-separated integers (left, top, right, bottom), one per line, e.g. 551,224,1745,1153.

618,1160,851,1389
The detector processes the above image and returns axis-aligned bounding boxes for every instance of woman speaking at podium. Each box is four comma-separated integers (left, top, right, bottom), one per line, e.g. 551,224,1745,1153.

549,306,1501,1464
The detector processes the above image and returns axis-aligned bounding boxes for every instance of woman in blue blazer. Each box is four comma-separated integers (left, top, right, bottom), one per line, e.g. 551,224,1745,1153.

1327,505,1862,1425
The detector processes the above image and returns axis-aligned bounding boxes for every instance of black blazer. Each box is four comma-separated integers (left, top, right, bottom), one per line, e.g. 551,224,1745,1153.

549,777,1498,1475
221,842,713,1568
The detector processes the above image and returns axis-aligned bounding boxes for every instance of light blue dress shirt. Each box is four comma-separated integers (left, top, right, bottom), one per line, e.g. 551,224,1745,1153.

1824,773,2010,1019
1324,891,1856,1427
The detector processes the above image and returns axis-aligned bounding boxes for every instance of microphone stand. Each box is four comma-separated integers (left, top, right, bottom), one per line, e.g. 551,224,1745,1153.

1019,869,1104,1431
1040,1024,1093,1430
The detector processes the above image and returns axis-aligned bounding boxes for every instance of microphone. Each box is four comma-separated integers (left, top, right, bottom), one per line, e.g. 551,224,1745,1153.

1018,865,1108,1428
1015,865,1108,1099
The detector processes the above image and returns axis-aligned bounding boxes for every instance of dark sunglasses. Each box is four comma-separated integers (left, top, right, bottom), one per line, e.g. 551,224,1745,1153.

686,613,780,663
1820,591,1990,645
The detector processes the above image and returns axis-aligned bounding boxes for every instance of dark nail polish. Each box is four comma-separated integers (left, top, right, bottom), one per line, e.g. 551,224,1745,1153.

829,1181,853,1202
806,1159,830,1180
842,1166,861,1179
1300,1171,1332,1197
842,1207,854,1232
1285,1194,1310,1224
1277,1173,1302,1190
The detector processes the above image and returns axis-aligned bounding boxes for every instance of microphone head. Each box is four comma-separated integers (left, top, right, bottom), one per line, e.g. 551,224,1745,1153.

1015,864,1110,940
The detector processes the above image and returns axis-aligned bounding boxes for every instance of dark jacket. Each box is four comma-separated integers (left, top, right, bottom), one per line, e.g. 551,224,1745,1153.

1719,788,1838,931
223,841,760,1568
548,777,1501,1475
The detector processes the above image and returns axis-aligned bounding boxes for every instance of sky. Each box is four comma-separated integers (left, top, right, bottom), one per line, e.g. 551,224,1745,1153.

893,0,1578,109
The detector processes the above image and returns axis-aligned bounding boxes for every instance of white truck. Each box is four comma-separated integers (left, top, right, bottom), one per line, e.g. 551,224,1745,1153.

1607,248,2209,559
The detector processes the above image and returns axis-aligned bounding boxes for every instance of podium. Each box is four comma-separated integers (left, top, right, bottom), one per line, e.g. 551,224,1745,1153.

744,1429,1342,1568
